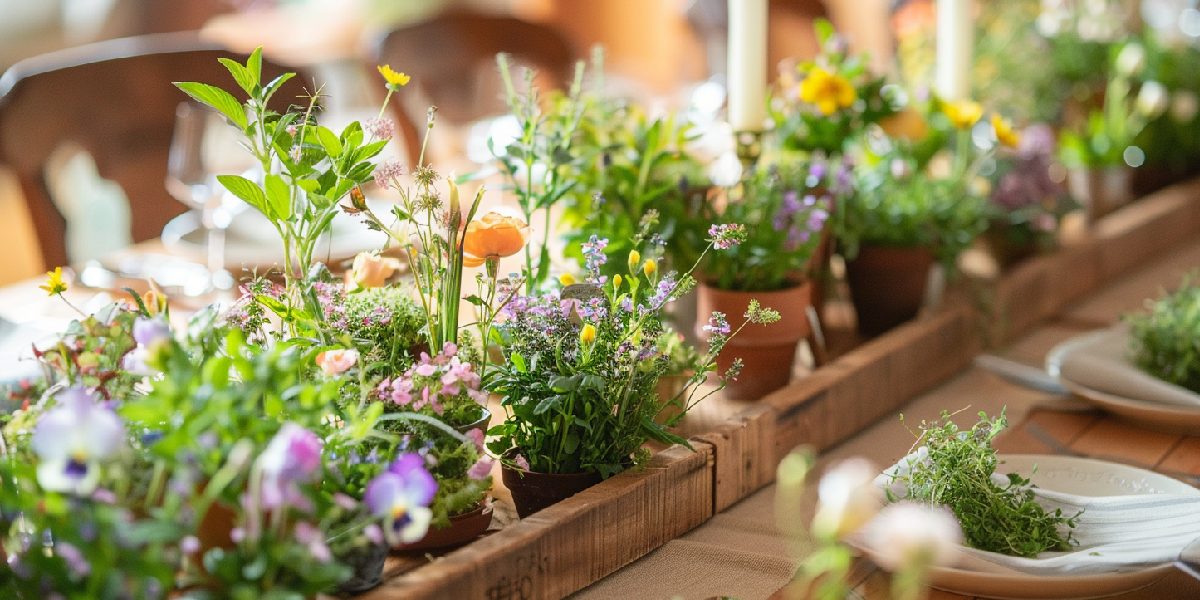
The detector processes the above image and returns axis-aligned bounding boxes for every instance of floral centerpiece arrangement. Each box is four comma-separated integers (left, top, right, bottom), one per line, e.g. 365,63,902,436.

770,19,902,156
981,123,1072,269
682,159,846,399
0,50,506,596
486,220,780,516
834,99,994,335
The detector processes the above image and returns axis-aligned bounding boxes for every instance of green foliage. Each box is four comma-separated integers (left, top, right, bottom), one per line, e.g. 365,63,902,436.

836,157,986,269
561,96,707,277
344,285,427,374
1128,275,1200,393
888,410,1080,557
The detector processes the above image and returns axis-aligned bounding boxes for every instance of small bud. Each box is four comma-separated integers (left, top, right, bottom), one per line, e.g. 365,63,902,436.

627,249,641,272
642,259,657,278
559,273,577,286
613,274,623,289
580,323,597,346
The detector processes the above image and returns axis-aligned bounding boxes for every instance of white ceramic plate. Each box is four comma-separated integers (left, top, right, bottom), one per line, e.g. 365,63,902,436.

861,455,1199,600
1061,379,1200,434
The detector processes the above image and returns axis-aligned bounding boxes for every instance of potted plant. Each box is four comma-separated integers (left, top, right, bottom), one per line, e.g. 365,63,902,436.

981,123,1073,270
486,223,779,517
836,99,992,335
688,161,840,400
1058,41,1168,222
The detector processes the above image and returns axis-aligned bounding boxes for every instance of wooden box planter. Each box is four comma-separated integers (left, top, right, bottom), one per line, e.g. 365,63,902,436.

349,178,1200,599
362,444,712,599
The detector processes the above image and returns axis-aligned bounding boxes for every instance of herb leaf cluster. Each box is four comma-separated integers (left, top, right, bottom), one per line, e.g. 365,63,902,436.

889,410,1080,558
1128,274,1200,394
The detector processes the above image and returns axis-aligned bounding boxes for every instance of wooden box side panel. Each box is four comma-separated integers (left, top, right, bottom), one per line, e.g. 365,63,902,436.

691,403,778,513
366,444,712,600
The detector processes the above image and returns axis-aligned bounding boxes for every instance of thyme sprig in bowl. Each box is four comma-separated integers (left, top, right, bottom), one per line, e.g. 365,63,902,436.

1127,275,1200,394
885,410,1081,558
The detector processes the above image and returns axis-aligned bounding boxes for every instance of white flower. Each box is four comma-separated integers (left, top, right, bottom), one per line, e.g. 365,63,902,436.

1115,43,1146,77
32,387,125,495
1171,91,1199,123
1136,81,1169,118
863,502,963,571
812,458,883,539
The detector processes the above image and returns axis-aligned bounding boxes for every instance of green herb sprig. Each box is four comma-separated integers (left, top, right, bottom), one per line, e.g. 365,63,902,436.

1128,274,1200,394
888,409,1080,558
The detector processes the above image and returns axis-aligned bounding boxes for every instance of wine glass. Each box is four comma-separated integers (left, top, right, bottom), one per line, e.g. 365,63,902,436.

165,102,250,291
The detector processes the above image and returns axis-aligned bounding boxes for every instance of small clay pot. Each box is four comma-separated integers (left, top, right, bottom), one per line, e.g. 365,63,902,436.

696,282,813,401
501,463,602,519
980,223,1040,271
393,502,494,552
844,245,934,336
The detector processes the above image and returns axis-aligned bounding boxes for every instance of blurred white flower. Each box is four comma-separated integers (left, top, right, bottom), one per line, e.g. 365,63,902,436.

863,502,963,571
1115,43,1146,77
1136,81,1169,118
812,458,883,539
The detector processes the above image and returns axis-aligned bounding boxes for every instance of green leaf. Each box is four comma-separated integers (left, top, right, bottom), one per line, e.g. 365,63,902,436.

316,126,343,157
262,71,296,104
641,417,690,447
511,352,527,373
263,173,293,220
533,395,562,415
217,58,255,95
246,47,263,88
174,82,248,129
217,175,269,217
549,375,578,393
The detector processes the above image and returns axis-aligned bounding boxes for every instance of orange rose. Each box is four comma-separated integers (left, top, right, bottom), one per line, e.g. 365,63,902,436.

462,212,528,265
346,252,401,289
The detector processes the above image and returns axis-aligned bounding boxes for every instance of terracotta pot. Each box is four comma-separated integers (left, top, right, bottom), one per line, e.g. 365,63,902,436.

333,541,388,594
653,372,692,425
393,502,493,552
695,282,813,401
501,463,602,518
844,245,934,336
1067,165,1132,224
195,499,238,555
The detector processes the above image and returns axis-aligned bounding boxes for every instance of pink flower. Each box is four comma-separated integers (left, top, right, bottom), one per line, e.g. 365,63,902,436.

514,454,530,471
414,362,437,377
315,348,358,376
468,456,494,480
465,427,485,451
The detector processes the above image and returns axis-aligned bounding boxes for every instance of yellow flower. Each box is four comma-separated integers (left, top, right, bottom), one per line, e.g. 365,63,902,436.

463,212,529,266
798,67,857,116
942,100,983,130
642,259,657,278
579,323,597,346
559,273,577,286
879,107,929,142
991,114,1020,148
40,267,68,296
613,274,623,289
376,64,411,91
627,250,640,272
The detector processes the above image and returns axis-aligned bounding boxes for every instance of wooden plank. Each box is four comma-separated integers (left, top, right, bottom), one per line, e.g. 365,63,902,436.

1093,179,1200,280
993,410,1101,455
691,404,779,512
1068,419,1183,468
764,306,980,461
1157,437,1200,476
361,444,712,600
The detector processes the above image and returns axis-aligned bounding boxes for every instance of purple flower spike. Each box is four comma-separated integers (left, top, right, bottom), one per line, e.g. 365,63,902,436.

364,453,438,544
32,387,125,495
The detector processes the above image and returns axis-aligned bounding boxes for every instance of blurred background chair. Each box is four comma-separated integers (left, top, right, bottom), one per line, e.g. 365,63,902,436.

373,10,577,166
0,32,310,269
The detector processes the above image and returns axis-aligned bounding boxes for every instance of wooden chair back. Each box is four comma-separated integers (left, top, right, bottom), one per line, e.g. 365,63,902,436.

374,11,576,165
0,32,309,268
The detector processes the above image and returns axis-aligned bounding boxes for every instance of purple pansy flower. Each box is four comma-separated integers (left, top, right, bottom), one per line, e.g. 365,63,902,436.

364,454,438,544
257,423,323,510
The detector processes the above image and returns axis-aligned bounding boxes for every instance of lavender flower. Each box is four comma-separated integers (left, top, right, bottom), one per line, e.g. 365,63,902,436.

707,224,747,250
32,387,125,495
364,454,438,544
702,312,732,336
581,235,610,278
